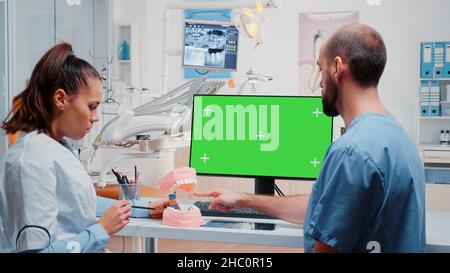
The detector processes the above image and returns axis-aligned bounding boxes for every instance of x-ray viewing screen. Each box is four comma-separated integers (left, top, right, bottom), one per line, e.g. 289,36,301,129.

183,21,239,71
190,96,334,180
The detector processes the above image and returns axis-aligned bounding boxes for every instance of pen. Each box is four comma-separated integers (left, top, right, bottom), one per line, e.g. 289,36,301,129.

111,169,123,184
132,206,155,210
136,171,140,185
113,169,132,197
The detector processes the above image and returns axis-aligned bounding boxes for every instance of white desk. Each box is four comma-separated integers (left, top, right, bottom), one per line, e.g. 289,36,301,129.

117,199,302,252
426,211,450,253
117,217,303,251
116,205,450,253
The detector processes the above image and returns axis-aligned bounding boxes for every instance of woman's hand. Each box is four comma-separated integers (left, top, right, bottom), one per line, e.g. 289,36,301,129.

149,199,178,219
98,200,132,236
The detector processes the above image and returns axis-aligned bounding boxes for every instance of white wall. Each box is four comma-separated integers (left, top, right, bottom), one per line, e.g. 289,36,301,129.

55,0,95,63
11,0,99,96
12,0,55,95
118,0,450,139
0,0,7,156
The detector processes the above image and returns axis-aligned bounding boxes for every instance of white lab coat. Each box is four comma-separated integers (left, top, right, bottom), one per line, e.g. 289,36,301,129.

0,131,97,252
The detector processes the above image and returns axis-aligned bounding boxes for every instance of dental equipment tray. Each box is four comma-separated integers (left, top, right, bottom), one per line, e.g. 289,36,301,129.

194,201,275,219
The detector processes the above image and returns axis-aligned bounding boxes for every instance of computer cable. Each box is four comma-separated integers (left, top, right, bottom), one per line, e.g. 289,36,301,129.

275,184,285,197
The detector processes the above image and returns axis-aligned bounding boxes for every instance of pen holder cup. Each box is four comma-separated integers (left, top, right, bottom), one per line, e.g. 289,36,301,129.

119,182,141,200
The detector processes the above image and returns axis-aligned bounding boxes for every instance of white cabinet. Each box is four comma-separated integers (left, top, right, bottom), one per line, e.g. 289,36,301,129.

417,116,450,145
417,40,450,184
420,146,450,164
418,145,450,184
417,79,450,184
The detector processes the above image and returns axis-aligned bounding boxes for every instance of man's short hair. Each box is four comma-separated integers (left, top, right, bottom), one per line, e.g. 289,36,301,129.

324,24,387,88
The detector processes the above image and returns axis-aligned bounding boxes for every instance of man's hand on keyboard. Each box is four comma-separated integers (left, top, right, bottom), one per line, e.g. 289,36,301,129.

194,189,246,212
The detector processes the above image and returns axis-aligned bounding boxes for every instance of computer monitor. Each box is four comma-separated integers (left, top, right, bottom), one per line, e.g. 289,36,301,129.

183,20,239,71
189,95,334,195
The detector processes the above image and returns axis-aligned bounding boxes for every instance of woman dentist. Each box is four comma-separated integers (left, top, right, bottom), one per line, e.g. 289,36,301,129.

0,43,166,253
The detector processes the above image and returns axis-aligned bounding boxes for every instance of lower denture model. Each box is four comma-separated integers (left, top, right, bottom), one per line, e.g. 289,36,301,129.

157,167,203,228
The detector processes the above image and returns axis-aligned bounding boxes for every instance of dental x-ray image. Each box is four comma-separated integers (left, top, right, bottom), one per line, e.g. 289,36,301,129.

205,29,227,67
183,21,239,71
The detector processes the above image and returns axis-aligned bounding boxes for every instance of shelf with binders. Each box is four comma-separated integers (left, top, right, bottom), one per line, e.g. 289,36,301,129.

418,41,450,184
420,41,450,80
417,82,450,146
419,79,450,118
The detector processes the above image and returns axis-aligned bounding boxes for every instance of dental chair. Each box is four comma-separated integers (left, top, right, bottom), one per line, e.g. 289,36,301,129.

93,77,225,188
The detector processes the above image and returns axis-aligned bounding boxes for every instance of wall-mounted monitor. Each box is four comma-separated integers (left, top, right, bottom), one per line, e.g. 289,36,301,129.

183,20,239,71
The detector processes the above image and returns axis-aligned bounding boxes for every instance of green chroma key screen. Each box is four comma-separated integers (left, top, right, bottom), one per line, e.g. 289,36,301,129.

189,95,333,179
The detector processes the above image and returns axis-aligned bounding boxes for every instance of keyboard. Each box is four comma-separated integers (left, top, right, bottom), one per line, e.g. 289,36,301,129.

194,201,275,219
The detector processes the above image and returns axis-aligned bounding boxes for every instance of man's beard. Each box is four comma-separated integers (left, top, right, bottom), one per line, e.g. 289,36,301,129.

321,76,340,117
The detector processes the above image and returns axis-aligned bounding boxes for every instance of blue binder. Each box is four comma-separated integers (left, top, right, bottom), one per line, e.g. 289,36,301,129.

434,42,445,78
444,41,450,78
421,42,434,78
429,81,441,116
420,81,430,116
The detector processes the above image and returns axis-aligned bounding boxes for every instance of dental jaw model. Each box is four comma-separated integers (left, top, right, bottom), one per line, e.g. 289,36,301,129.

158,167,203,228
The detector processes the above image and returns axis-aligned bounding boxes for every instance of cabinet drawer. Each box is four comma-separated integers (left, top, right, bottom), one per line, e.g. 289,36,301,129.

425,167,450,184
423,150,450,163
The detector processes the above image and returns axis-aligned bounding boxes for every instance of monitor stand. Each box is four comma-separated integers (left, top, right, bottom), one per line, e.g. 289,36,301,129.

254,177,275,196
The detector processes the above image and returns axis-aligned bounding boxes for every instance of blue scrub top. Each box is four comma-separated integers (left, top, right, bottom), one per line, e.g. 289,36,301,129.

304,113,426,253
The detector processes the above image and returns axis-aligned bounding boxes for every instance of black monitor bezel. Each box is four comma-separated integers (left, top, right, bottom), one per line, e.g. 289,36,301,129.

189,94,334,181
